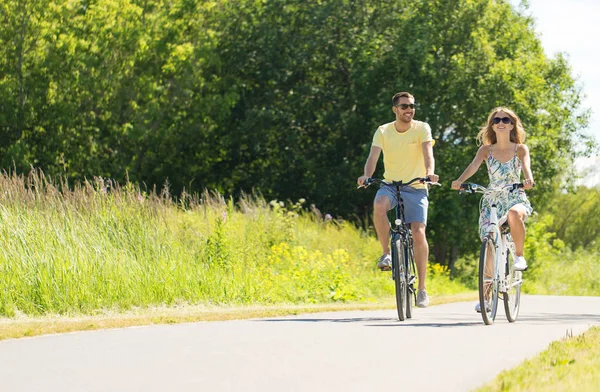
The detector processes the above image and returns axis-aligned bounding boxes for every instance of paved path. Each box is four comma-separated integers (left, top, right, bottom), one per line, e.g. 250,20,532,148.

1,295,599,392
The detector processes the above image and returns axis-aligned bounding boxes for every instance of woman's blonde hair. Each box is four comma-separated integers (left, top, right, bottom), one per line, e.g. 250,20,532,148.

476,107,526,145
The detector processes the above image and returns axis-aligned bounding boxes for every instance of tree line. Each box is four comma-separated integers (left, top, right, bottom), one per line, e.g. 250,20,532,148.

0,0,593,265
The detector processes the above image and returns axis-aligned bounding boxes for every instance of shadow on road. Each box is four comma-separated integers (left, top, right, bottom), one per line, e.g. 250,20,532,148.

256,313,483,327
364,321,482,328
257,317,396,323
255,311,600,328
256,317,482,327
517,313,600,324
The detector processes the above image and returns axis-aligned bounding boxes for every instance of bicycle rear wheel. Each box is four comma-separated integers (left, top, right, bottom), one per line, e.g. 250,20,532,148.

405,243,416,319
503,240,522,322
391,234,407,321
479,235,499,325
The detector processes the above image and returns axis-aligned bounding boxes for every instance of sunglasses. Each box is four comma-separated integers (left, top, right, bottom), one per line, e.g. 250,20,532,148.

395,103,415,110
492,117,512,124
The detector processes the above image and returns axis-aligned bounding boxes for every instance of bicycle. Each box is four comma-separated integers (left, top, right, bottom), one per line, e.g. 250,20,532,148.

360,177,441,321
459,182,527,325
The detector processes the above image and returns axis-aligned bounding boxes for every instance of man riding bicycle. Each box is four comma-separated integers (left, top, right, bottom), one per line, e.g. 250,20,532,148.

357,92,439,308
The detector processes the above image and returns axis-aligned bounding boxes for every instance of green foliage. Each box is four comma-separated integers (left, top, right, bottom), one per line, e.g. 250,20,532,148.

0,0,593,266
1,170,598,317
1,170,469,316
544,186,600,250
523,248,600,296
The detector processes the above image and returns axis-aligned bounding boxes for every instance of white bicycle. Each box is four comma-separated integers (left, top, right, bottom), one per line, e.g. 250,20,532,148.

460,182,525,325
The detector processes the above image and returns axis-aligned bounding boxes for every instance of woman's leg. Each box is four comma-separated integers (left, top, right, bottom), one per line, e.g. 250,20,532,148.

507,204,528,256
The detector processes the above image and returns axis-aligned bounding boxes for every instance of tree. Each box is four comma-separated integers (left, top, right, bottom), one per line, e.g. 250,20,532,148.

545,186,600,250
209,0,590,264
0,0,591,265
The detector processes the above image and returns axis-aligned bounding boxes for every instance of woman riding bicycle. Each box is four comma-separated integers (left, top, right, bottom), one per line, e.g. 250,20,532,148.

451,107,534,305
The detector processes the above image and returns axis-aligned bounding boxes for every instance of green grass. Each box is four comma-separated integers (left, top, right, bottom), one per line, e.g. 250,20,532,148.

523,248,600,296
477,326,600,391
0,170,468,317
451,214,600,297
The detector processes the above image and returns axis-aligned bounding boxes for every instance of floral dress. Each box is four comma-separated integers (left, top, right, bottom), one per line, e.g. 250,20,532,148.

479,144,533,240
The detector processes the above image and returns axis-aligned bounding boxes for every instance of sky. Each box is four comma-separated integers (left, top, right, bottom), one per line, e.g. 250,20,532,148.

510,0,600,185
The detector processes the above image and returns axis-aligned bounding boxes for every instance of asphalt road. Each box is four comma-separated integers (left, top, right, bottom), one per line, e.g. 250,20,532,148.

1,295,599,392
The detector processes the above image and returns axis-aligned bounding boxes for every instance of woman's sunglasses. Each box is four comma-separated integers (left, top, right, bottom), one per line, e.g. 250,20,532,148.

492,117,512,124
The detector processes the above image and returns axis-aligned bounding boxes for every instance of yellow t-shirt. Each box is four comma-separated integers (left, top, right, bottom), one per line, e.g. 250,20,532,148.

372,120,434,188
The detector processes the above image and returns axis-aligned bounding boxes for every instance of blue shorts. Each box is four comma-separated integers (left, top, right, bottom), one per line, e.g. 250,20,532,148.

376,185,429,225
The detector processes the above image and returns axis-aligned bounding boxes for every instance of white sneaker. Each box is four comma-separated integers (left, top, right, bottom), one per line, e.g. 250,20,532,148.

377,254,391,271
416,290,429,308
514,256,528,271
475,302,490,313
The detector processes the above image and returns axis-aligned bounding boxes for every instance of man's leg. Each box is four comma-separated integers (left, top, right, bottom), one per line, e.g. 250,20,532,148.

373,195,391,254
411,222,428,291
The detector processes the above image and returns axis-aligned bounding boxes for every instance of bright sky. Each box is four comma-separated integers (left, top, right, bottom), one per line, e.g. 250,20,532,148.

511,0,600,185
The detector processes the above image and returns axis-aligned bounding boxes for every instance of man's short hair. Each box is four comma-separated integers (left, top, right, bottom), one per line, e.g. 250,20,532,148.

392,92,415,106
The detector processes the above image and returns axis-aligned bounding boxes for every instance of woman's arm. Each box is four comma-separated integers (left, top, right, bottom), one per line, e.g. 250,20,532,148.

518,144,535,189
451,145,488,189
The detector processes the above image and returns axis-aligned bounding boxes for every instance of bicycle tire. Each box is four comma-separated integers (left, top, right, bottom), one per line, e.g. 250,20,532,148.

503,239,522,322
405,242,416,319
479,235,499,325
391,234,406,321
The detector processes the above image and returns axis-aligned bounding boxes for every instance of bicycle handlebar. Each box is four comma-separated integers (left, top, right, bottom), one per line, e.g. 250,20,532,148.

458,182,534,194
359,177,441,189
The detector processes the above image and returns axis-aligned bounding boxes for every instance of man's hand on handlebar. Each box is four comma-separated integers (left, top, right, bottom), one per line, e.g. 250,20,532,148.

425,174,439,184
357,175,370,188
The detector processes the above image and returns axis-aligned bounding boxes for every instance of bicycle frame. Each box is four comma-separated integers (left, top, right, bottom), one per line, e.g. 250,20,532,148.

360,177,439,320
486,203,517,294
389,185,417,300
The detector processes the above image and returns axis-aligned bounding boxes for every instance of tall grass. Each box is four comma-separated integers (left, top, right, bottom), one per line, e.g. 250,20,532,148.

0,170,467,317
451,214,600,296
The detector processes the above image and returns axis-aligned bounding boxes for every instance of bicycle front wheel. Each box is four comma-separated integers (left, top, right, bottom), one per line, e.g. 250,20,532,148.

391,235,407,321
503,241,522,322
479,235,499,325
405,243,416,319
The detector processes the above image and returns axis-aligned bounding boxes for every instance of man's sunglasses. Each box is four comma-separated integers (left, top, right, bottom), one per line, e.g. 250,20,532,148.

394,103,415,110
492,117,512,124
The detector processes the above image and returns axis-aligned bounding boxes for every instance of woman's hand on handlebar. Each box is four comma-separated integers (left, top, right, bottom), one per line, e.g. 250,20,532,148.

523,178,535,190
451,180,463,190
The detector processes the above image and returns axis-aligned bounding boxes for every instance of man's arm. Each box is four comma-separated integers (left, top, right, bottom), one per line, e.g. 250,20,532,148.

357,146,382,186
421,141,439,182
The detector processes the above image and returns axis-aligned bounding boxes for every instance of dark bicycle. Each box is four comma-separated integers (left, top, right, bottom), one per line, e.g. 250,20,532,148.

360,177,440,321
